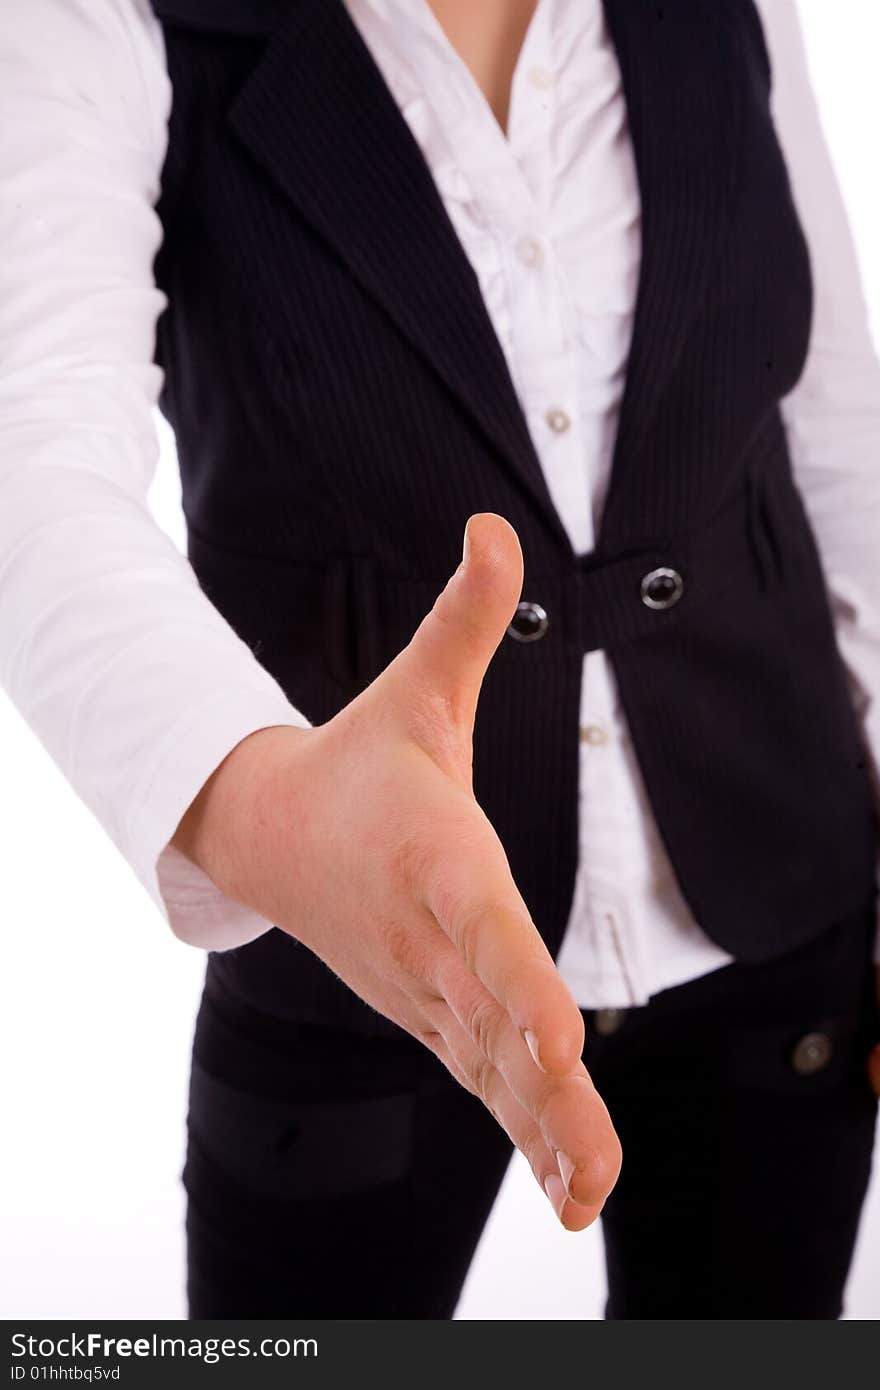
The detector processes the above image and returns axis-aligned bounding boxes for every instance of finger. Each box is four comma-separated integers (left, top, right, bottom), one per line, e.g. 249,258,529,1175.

385,907,619,1206
418,954,621,1208
414,815,586,1075
378,962,614,1224
429,1004,606,1231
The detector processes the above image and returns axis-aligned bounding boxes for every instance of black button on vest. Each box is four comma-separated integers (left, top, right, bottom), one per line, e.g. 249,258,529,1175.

507,601,549,643
149,0,877,1037
790,1032,834,1076
640,567,683,610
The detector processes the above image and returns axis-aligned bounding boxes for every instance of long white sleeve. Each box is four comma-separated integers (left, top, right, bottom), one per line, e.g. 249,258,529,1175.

0,0,312,950
759,0,880,963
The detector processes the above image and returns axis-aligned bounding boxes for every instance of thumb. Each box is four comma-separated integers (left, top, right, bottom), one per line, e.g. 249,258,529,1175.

392,512,524,748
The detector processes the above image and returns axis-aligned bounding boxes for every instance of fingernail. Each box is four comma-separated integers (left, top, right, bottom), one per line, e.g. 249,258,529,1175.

462,518,472,568
556,1149,577,1198
543,1172,568,1221
523,1029,544,1069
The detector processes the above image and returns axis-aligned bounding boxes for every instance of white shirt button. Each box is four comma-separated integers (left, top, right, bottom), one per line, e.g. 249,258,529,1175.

580,724,609,746
546,407,571,434
516,236,544,268
528,64,555,91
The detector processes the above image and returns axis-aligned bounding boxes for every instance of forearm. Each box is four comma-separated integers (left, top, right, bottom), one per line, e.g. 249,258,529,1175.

0,0,314,948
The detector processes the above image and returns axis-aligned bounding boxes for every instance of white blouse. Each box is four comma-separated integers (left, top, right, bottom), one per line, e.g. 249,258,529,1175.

1,0,879,1006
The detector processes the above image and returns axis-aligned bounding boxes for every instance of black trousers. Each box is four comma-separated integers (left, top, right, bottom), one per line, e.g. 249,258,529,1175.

183,896,880,1319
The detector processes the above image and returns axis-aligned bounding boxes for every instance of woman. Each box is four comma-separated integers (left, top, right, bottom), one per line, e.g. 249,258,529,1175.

2,0,879,1318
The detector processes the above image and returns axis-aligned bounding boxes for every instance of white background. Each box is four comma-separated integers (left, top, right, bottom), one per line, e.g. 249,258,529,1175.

2,1,879,1320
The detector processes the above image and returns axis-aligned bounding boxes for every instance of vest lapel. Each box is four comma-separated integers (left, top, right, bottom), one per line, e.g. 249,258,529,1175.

227,0,572,551
195,0,742,557
595,0,744,548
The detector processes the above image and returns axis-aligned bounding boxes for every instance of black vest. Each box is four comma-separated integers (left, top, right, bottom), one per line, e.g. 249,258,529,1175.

150,0,877,1036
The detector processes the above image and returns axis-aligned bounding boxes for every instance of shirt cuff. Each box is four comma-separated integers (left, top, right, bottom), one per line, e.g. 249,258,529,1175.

124,685,313,950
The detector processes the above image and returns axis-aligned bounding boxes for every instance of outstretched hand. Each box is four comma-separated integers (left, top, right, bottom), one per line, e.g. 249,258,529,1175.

175,512,623,1229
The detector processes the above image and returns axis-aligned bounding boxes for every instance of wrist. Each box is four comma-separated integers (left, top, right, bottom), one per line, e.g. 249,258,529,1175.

170,723,313,905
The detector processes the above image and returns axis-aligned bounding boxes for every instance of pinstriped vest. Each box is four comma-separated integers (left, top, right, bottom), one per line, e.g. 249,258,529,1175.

150,0,877,1034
